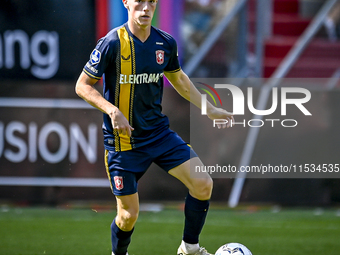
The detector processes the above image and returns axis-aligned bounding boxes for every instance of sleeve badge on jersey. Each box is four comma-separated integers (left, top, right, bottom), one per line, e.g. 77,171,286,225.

156,50,165,65
90,49,101,65
114,176,124,190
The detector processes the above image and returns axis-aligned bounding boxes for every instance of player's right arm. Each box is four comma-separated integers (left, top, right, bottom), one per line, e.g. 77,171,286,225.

75,72,134,137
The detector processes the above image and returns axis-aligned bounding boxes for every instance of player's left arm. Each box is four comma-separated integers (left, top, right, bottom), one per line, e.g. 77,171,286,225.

164,69,234,128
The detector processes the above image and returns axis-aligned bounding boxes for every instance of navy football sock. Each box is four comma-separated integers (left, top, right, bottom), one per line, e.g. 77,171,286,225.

111,219,134,255
183,193,210,244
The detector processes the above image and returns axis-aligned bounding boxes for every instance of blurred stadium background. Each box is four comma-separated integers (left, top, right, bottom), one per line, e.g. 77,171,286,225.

0,0,340,253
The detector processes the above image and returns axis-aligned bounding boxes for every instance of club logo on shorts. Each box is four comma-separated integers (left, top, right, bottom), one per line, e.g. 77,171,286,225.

156,50,164,65
90,49,101,65
114,176,124,190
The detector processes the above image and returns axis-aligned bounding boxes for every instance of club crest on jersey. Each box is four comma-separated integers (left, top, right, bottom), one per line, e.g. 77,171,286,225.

114,176,124,190
156,50,164,65
90,49,101,65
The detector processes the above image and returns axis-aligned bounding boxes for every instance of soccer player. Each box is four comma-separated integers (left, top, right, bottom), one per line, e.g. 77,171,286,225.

75,1,234,254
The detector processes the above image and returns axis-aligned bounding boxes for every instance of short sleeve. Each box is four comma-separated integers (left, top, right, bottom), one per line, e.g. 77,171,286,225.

164,39,181,73
83,38,114,80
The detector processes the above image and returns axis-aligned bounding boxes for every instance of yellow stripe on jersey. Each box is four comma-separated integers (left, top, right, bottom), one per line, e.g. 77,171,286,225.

164,68,181,73
129,35,136,147
83,68,101,80
104,150,113,191
117,26,133,151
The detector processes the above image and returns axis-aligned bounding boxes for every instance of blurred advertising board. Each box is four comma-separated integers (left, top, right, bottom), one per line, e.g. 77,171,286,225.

0,0,96,80
0,83,106,184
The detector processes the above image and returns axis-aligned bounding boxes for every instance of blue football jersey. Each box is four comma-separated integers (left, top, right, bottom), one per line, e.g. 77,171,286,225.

83,23,181,151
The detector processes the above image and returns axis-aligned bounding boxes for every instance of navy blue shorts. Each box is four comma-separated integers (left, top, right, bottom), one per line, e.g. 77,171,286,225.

104,130,198,196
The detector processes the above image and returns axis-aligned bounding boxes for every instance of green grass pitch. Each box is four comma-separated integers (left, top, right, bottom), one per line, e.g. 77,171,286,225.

0,206,339,255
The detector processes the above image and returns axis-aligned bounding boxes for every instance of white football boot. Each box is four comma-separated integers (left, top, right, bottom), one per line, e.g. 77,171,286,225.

177,245,213,255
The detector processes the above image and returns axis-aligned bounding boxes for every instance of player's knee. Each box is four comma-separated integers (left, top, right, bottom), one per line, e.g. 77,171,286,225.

123,209,139,225
203,177,213,199
193,177,213,200
117,209,139,231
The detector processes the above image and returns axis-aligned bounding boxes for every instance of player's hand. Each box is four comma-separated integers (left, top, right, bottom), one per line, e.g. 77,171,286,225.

110,109,134,137
207,106,234,129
